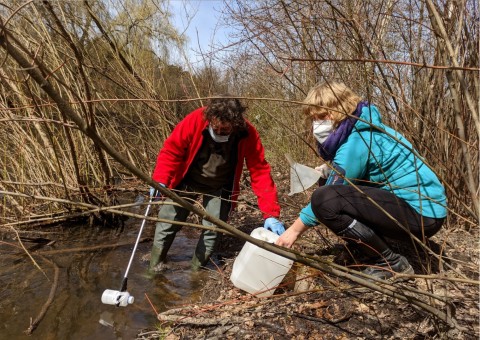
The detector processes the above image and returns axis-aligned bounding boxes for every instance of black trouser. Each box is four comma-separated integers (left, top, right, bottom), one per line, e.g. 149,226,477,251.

310,185,444,241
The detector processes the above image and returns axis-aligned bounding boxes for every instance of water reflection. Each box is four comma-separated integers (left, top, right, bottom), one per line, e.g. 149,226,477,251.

0,221,211,339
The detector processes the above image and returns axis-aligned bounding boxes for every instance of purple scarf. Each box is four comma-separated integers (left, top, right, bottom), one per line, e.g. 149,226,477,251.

317,101,368,161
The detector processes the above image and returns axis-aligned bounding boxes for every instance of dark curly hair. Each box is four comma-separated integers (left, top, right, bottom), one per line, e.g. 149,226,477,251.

204,95,247,130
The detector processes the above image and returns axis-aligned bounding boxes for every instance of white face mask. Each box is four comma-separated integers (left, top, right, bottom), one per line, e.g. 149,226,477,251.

313,120,333,144
208,125,230,143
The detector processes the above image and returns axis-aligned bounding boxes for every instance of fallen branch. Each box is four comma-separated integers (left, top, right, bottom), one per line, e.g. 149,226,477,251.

290,311,352,325
24,258,59,335
0,191,232,235
4,228,48,279
158,313,249,326
0,237,151,256
36,237,151,255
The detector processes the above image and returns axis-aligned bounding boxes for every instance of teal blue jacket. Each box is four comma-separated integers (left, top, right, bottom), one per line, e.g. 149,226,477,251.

300,105,447,226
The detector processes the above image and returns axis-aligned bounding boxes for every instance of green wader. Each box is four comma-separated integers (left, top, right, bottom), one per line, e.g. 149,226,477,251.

149,188,230,271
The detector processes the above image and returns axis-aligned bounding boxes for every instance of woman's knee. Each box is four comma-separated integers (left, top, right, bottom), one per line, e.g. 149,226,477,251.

311,186,343,221
310,185,359,233
311,186,340,211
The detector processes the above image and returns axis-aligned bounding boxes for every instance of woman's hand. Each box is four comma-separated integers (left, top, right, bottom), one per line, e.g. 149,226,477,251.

275,218,309,248
315,163,330,179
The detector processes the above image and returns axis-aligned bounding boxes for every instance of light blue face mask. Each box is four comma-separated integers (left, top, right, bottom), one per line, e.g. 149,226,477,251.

312,120,333,143
208,125,230,143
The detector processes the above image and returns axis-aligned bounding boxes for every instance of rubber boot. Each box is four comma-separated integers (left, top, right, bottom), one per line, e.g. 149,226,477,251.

191,227,219,271
191,241,214,271
338,220,414,280
148,245,170,273
149,199,186,273
191,253,206,271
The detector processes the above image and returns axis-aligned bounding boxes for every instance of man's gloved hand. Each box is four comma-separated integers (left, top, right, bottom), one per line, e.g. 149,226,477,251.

264,217,286,235
149,183,166,201
315,163,331,179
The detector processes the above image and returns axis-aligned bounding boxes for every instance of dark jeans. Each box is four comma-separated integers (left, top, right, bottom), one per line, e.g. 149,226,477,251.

310,185,444,241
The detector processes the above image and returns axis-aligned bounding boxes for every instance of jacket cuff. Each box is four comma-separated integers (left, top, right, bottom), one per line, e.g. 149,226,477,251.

299,203,318,227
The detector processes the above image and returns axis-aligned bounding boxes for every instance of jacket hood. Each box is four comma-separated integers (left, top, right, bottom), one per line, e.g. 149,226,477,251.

355,105,384,131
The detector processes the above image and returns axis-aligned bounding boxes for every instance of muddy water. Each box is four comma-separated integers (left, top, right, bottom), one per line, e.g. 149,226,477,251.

0,212,213,339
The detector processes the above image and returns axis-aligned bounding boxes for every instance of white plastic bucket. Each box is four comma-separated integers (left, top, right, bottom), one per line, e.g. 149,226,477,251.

230,227,293,297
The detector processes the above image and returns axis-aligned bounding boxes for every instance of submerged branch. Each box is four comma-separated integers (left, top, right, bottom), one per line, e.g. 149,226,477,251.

24,258,59,335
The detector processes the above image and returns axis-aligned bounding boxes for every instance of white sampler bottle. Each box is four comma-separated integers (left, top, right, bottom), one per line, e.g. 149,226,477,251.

101,289,134,307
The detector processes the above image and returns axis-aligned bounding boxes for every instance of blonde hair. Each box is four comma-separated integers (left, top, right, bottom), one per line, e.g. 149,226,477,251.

303,82,361,126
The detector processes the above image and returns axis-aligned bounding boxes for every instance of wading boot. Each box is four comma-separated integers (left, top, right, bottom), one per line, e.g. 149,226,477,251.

191,252,212,271
191,229,218,271
339,220,414,281
148,245,169,273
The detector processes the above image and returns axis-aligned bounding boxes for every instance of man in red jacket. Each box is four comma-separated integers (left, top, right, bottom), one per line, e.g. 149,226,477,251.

149,96,284,271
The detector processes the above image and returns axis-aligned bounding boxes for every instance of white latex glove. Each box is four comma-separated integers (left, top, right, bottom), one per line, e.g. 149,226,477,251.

315,163,330,179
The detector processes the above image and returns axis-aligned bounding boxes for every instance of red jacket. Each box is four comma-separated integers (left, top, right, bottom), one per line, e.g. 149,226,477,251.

152,107,280,219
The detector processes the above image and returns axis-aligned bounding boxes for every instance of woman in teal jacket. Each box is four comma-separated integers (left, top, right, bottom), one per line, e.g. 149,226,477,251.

276,82,447,280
